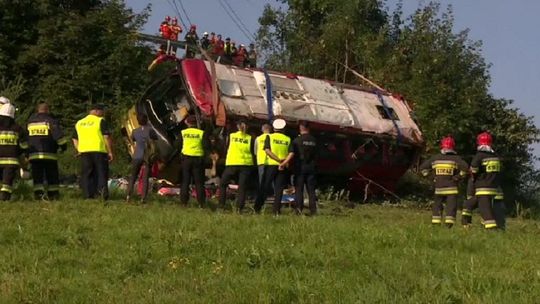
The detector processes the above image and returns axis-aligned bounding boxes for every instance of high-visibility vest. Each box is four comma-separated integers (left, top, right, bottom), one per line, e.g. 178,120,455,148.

256,134,270,165
181,128,204,157
267,132,291,166
75,115,107,153
225,131,253,166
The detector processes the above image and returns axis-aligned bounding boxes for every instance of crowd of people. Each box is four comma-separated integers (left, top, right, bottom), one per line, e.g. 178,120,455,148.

156,16,257,68
0,95,505,226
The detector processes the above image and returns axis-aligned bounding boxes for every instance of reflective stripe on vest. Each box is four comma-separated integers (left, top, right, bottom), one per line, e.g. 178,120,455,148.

75,115,106,153
181,128,204,157
256,134,269,165
267,133,291,166
225,131,253,166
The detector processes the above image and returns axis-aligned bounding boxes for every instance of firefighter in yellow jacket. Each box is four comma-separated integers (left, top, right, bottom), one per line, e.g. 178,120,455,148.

72,104,114,200
254,119,293,215
419,136,468,227
219,119,255,210
178,116,209,207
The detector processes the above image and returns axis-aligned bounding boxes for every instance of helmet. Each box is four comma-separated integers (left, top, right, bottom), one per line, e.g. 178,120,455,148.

440,136,455,150
190,24,196,30
0,96,10,105
477,132,492,146
0,103,15,118
272,119,286,131
165,16,171,22
171,17,178,24
203,32,209,36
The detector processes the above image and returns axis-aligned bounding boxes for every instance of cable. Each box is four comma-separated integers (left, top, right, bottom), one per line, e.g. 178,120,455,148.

222,0,256,41
176,0,193,26
166,0,188,30
217,0,254,42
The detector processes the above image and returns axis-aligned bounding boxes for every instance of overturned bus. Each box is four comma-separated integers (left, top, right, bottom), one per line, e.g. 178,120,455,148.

122,58,424,196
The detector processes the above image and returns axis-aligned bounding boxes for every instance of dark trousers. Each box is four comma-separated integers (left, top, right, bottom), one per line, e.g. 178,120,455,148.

219,165,251,209
180,156,205,207
80,152,109,200
127,159,150,202
432,194,458,225
462,195,500,229
295,171,317,215
0,166,17,201
254,166,288,214
31,160,60,200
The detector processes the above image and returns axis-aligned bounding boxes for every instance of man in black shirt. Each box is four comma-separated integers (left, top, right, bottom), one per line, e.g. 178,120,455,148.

283,121,318,215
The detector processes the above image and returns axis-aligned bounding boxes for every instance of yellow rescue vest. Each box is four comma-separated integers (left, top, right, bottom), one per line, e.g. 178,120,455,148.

181,128,204,157
225,131,253,166
75,114,106,153
256,134,270,165
267,132,291,166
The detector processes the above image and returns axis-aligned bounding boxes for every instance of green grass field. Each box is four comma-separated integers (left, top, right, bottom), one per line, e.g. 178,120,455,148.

1,197,539,303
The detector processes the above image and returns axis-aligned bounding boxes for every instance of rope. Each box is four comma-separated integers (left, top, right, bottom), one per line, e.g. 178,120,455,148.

353,171,401,201
375,90,402,143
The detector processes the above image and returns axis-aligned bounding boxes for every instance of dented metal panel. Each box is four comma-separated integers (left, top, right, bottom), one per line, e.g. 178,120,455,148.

201,62,422,144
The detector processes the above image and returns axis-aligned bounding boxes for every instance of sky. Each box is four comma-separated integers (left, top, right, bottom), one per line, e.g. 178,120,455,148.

126,0,539,160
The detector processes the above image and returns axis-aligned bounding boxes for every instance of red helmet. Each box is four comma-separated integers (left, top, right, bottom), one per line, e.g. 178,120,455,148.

165,16,171,22
440,136,455,150
477,132,492,146
190,24,196,30
172,17,178,24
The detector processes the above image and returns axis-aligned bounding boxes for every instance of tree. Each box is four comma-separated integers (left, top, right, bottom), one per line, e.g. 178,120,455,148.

0,0,155,174
257,0,540,207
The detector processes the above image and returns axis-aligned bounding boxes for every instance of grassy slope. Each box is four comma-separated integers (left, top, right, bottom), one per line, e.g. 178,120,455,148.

0,199,539,304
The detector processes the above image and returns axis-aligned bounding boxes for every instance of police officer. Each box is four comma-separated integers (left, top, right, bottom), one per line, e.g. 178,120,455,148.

463,131,502,229
419,136,468,227
178,116,208,207
73,104,113,200
27,103,67,200
255,123,272,189
285,121,318,215
0,102,27,201
254,119,293,215
219,119,254,210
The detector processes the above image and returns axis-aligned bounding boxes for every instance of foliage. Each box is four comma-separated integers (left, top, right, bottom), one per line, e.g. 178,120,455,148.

0,0,155,173
257,0,540,207
1,200,540,302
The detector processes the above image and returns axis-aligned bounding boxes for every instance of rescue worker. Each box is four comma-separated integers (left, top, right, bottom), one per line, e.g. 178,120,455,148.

284,121,318,215
184,24,199,58
247,43,257,68
462,132,502,229
169,17,183,55
219,119,254,211
213,34,225,61
158,16,172,54
200,32,211,51
223,37,233,64
234,44,247,67
254,123,272,196
73,104,114,200
27,103,67,200
0,102,27,201
254,119,293,215
126,113,158,204
419,136,468,227
461,178,506,229
178,115,208,207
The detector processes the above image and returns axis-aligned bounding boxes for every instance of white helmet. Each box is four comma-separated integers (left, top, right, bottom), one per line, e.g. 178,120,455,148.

203,31,209,36
0,96,10,105
0,103,15,118
272,118,286,130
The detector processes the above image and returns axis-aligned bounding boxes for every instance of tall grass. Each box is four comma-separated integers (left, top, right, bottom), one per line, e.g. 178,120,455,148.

0,199,539,303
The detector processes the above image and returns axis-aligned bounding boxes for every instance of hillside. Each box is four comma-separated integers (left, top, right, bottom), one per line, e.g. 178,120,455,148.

1,199,539,303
